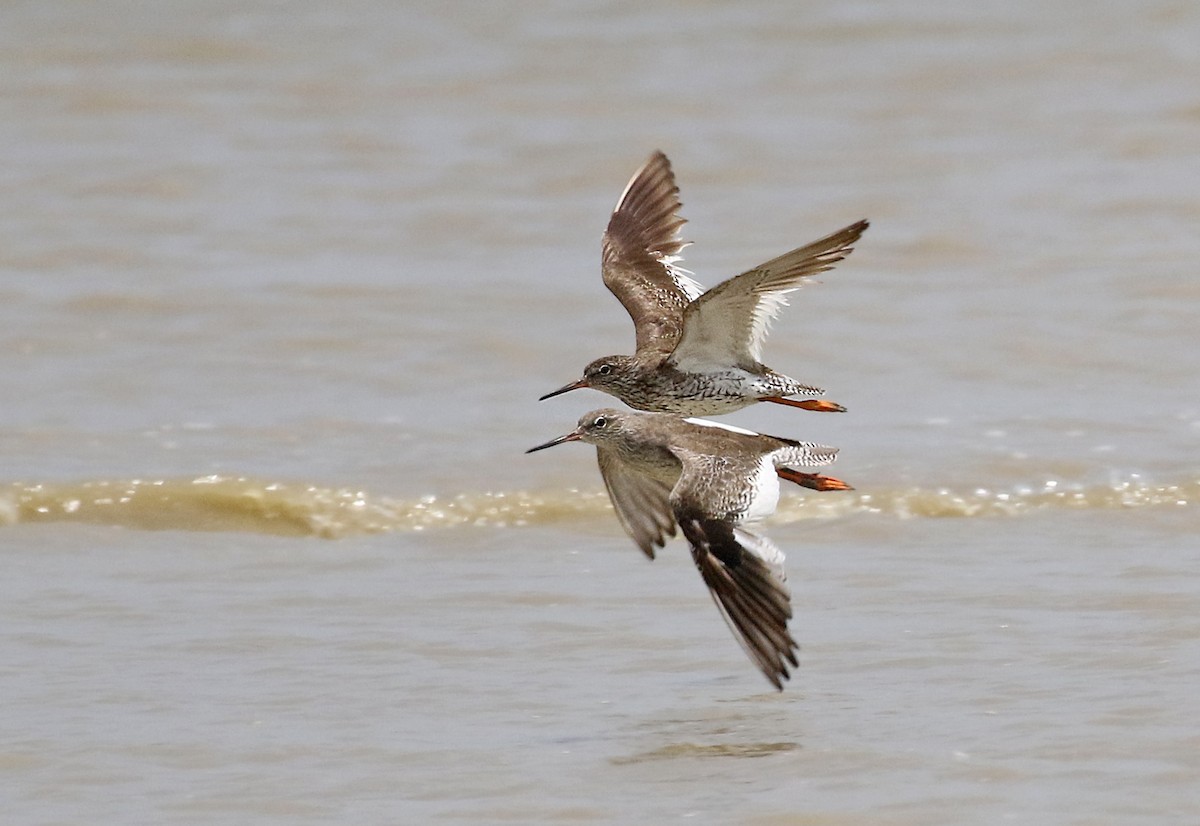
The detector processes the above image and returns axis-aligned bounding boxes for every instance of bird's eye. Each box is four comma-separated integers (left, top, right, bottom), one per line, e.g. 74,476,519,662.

597,364,613,376
593,415,608,428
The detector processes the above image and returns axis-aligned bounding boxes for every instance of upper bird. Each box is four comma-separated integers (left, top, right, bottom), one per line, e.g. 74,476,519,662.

539,151,869,416
526,407,852,690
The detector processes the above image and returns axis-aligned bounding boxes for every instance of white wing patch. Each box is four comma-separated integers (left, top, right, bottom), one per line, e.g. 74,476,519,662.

746,290,794,363
665,261,703,302
683,418,761,437
733,526,787,582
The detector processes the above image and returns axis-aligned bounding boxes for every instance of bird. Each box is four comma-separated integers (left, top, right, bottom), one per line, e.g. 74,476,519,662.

539,150,868,416
526,407,852,690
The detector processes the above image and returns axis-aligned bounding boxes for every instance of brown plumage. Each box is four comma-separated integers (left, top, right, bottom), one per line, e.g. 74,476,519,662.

527,408,854,690
540,151,868,416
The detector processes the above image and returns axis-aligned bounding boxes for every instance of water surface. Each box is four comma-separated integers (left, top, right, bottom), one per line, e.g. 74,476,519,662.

2,1,1198,823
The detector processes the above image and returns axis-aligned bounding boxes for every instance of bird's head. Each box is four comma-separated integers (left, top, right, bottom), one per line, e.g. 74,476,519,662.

538,355,638,403
525,409,629,453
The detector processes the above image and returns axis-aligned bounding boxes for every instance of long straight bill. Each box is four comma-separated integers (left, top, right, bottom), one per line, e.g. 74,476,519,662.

538,379,588,401
525,430,583,453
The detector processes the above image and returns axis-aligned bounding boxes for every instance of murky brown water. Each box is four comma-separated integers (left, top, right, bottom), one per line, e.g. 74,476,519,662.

2,1,1198,822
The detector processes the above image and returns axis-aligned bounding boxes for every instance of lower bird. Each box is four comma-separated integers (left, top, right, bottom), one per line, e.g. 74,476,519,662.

526,408,852,690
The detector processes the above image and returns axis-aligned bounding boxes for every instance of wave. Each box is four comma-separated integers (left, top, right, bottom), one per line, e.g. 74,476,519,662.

0,473,1194,539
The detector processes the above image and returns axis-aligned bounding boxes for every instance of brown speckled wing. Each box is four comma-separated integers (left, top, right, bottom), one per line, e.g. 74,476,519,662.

670,219,868,370
677,513,798,690
596,446,677,559
601,151,701,358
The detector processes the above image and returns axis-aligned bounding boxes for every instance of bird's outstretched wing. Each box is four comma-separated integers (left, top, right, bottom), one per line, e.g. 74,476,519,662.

596,447,677,559
677,514,797,690
668,219,868,371
602,151,703,358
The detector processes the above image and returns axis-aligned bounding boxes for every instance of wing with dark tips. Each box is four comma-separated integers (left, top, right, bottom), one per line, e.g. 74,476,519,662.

597,447,677,559
677,513,798,690
669,219,868,370
601,151,703,357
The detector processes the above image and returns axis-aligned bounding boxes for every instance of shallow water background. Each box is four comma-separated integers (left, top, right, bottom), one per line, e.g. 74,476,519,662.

2,1,1198,822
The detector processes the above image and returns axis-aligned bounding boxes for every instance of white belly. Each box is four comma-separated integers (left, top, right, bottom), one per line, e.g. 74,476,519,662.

742,456,780,523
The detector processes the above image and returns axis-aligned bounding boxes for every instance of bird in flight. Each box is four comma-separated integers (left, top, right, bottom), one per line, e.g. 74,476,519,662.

540,151,868,416
527,408,852,689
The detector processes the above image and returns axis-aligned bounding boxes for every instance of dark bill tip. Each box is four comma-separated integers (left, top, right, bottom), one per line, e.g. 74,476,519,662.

525,431,582,453
799,399,848,414
538,379,587,402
